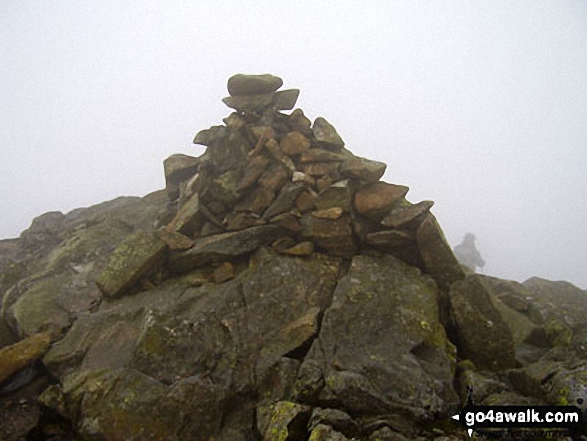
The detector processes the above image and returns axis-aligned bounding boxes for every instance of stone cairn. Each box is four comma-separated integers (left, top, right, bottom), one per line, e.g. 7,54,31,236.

96,74,463,299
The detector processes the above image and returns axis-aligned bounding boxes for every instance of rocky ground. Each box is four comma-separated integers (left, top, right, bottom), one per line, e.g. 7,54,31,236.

1,74,585,440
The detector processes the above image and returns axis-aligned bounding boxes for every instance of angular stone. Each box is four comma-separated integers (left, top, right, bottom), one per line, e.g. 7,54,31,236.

449,276,516,371
341,157,386,182
309,424,350,441
312,207,343,220
163,154,200,184
263,183,306,220
298,254,458,418
282,241,315,256
222,93,274,112
250,125,276,141
312,117,344,148
259,164,290,190
280,131,310,156
95,231,167,298
168,225,286,273
263,401,311,441
223,112,246,130
381,200,434,228
206,168,242,207
354,182,409,220
301,214,356,257
227,73,283,96
225,211,262,231
292,171,316,187
299,162,340,178
288,108,312,135
365,230,412,247
235,186,275,214
154,230,194,251
315,180,352,212
214,261,234,283
193,125,227,146
416,213,466,291
238,154,270,190
300,149,346,163
269,212,303,233
167,193,205,236
295,190,316,213
0,332,52,384
271,89,300,110
308,408,358,438
200,221,225,237
208,128,252,173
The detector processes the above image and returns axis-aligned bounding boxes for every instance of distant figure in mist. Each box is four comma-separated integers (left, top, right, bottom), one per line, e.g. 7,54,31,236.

453,233,485,273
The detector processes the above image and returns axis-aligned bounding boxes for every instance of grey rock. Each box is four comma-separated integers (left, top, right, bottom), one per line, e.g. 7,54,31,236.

227,73,283,96
449,275,516,371
313,117,345,148
168,225,286,272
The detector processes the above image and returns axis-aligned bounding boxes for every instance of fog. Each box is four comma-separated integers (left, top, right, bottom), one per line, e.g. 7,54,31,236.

1,1,586,288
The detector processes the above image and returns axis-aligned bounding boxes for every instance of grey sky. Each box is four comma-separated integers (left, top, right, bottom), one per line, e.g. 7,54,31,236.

1,1,586,288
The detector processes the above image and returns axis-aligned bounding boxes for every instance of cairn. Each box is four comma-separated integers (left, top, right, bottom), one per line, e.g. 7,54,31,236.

96,74,464,299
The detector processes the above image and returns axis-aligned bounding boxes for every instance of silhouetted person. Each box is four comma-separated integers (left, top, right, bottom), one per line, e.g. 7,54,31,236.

453,233,485,272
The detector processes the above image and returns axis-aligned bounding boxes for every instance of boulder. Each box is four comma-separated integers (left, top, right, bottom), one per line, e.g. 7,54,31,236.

95,231,167,299
315,180,353,212
449,275,516,371
271,88,300,110
298,254,458,419
301,214,356,257
416,213,465,291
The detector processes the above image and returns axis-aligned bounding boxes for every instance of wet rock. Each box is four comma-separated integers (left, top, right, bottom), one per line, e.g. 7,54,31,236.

299,254,458,420
227,73,283,96
167,193,205,236
315,180,353,212
0,332,52,384
281,241,315,256
449,275,516,371
271,89,300,110
341,156,386,182
312,207,343,220
308,408,358,438
301,214,356,257
263,182,306,220
313,117,344,148
168,225,286,272
416,213,465,291
280,131,311,156
381,200,434,228
95,231,167,299
354,182,409,220
235,186,275,214
365,230,412,248
263,401,311,441
295,189,317,213
154,230,194,251
238,154,270,190
308,424,350,440
213,261,234,283
222,93,274,112
193,125,227,146
288,108,312,134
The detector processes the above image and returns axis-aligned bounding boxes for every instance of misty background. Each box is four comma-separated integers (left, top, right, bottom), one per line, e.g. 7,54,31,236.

1,1,586,288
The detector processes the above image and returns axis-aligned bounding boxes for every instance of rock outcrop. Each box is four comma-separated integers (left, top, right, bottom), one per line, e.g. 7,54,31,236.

0,74,585,440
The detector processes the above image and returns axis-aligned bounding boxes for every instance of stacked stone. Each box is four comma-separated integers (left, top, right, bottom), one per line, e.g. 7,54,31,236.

96,74,463,299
